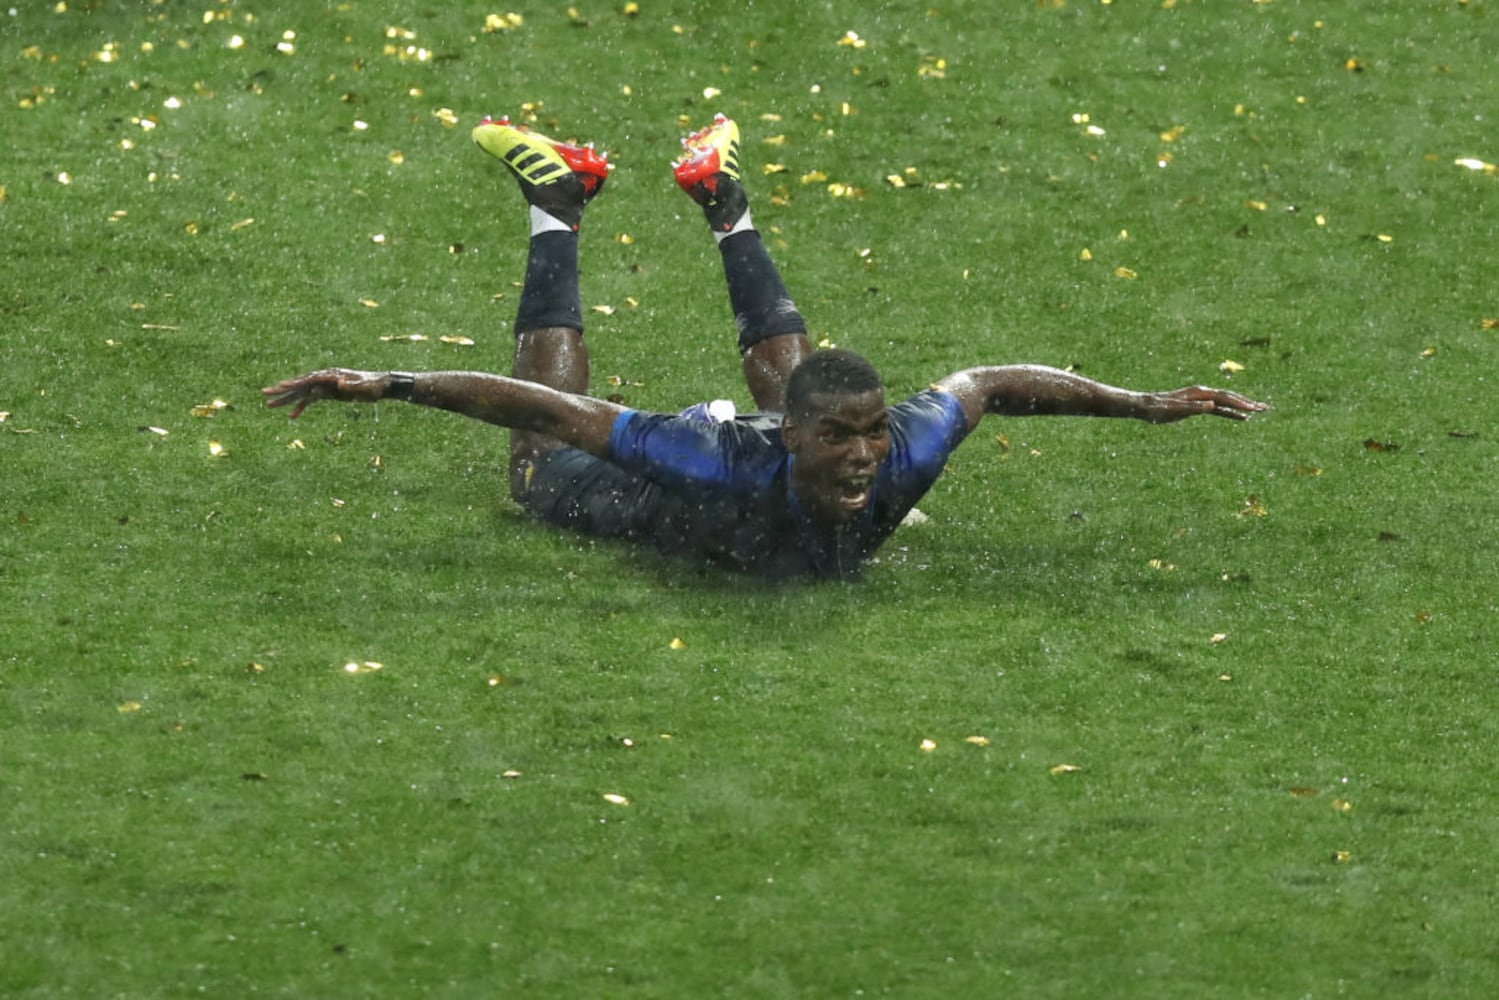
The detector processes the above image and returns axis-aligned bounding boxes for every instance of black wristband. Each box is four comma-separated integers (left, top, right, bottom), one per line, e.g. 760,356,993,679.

386,372,417,401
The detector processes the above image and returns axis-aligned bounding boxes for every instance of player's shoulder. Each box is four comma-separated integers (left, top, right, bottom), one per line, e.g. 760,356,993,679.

888,387,967,431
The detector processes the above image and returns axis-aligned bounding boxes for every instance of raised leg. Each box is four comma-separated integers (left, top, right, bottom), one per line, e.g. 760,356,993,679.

472,115,611,499
674,115,811,413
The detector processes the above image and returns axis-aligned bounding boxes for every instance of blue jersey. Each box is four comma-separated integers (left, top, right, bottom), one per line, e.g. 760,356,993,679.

521,389,971,579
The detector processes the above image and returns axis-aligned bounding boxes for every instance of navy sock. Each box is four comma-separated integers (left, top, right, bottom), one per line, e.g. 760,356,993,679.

717,230,806,353
514,231,582,334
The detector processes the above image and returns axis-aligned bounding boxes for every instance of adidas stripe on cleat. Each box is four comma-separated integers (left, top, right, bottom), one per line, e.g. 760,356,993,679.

672,113,742,202
473,115,612,227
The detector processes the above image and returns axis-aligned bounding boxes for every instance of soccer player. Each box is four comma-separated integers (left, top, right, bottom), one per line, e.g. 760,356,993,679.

263,115,1265,579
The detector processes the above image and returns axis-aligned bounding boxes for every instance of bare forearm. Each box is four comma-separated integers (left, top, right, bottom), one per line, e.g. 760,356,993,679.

941,365,1148,421
262,367,623,456
935,365,1266,430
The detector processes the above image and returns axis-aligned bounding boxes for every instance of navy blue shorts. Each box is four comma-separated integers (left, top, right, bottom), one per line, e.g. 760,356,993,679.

519,446,665,540
518,410,783,542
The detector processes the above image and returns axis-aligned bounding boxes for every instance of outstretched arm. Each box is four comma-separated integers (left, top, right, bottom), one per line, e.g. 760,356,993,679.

935,364,1265,432
261,368,624,458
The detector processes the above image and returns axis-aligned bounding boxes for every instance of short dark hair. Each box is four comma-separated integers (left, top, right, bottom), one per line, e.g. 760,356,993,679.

784,349,883,418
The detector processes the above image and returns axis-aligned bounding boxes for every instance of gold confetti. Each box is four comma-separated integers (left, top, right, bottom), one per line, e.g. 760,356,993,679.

381,333,428,342
1220,359,1246,374
1332,850,1351,864
602,793,630,806
1210,633,1228,644
623,2,640,15
484,12,525,32
371,233,387,244
1147,558,1176,571
919,738,937,752
1331,798,1353,813
190,399,229,418
1375,233,1394,243
388,150,405,165
1049,764,1082,775
590,304,616,316
615,232,634,244
358,298,380,308
501,769,523,778
144,425,169,437
1078,247,1092,261
343,660,383,674
247,662,265,674
1245,199,1268,211
433,107,459,127
207,440,226,457
287,439,305,450
1236,496,1267,518
1113,266,1137,279
668,637,685,650
763,163,788,175
837,30,867,48
117,701,143,714
964,736,990,747
799,170,827,184
1454,157,1497,174
917,56,947,79
438,335,475,346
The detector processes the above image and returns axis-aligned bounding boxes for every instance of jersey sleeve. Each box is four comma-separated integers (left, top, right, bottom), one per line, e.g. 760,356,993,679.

608,410,780,494
878,389,972,510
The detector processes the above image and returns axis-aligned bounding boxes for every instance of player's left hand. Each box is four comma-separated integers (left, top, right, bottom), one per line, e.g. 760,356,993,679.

1146,386,1267,423
262,368,387,419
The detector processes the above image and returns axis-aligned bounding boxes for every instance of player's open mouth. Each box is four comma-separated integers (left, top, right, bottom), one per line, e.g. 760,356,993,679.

838,477,871,511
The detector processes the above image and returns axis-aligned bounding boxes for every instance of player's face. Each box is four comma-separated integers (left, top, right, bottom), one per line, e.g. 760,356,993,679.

783,389,891,523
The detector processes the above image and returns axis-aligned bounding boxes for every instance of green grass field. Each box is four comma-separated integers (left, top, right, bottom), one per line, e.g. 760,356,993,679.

4,1,1498,995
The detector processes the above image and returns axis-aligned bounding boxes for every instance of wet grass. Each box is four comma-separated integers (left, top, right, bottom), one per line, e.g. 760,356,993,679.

4,1,1498,996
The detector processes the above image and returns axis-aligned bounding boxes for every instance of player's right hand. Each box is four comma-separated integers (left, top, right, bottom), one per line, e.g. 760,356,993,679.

261,368,387,419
